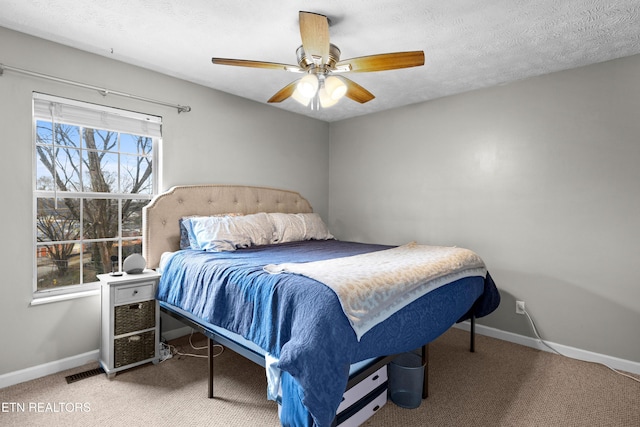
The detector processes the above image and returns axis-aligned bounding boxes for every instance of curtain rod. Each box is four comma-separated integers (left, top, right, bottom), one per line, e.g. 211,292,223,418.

0,63,191,114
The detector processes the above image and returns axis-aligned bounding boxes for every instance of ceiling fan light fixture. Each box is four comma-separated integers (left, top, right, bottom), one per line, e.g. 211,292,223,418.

297,74,319,98
324,76,347,101
318,87,338,108
292,88,311,106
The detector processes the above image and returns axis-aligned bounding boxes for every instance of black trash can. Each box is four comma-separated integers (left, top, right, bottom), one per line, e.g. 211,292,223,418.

388,352,424,409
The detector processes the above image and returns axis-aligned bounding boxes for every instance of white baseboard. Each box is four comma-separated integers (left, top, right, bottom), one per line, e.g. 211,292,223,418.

454,321,640,376
3,324,638,390
0,325,195,389
0,349,99,389
161,326,194,342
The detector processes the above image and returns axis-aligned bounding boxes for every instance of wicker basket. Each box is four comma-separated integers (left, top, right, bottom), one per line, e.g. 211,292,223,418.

114,300,155,336
114,330,156,368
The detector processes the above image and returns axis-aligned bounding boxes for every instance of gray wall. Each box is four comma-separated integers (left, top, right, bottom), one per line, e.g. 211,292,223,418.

2,23,639,377
329,54,640,363
0,27,329,375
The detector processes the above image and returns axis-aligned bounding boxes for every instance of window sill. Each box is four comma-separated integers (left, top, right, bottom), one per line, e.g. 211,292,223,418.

30,286,100,306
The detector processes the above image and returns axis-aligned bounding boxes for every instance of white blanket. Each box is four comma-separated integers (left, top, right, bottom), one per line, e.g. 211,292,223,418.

264,242,487,340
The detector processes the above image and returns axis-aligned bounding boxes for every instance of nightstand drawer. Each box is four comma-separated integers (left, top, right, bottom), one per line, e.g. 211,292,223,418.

114,281,155,304
114,300,156,335
114,330,156,368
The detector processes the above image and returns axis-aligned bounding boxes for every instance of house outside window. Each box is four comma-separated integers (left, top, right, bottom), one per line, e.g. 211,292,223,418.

33,93,161,299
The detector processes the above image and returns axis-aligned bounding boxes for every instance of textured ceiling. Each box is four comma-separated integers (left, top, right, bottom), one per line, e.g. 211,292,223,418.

1,0,639,122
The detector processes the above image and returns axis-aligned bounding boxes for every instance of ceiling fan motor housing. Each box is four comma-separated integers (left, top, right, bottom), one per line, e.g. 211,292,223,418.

296,44,341,71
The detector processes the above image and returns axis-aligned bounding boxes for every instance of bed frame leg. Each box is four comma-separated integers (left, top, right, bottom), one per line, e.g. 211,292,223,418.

208,338,215,398
421,344,429,399
470,314,476,353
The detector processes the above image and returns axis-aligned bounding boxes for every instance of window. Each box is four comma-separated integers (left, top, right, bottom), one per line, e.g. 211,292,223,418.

33,93,161,298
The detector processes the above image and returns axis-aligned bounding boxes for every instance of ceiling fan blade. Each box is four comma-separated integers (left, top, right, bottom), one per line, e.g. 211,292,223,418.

299,11,330,64
341,77,375,104
336,51,425,72
212,57,302,72
268,80,300,103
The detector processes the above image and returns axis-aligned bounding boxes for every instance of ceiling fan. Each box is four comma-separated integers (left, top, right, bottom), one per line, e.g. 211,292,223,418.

211,11,425,109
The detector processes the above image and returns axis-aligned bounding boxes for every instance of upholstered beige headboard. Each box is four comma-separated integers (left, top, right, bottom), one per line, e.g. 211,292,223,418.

142,184,314,269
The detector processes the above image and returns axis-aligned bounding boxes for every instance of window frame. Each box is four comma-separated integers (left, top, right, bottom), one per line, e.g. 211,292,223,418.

31,93,161,302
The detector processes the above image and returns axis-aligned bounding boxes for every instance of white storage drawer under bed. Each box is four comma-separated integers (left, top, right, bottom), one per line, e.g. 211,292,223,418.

279,364,388,427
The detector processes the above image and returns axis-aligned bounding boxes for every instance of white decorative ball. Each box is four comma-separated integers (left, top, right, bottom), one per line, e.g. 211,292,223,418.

123,253,146,274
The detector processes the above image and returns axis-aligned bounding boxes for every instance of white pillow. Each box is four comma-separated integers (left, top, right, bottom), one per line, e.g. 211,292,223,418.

180,216,202,250
269,212,306,243
268,213,334,243
234,213,273,247
180,213,243,250
190,212,273,252
300,213,334,240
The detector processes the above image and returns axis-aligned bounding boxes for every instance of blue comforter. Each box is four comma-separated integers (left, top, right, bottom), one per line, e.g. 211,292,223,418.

156,240,500,426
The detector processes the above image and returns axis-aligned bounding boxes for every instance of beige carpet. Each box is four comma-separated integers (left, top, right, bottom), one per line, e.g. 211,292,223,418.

1,328,638,426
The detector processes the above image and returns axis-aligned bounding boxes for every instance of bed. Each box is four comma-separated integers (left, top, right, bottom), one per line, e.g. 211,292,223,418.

142,184,500,427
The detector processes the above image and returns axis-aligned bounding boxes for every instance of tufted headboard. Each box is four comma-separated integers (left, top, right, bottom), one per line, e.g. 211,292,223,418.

142,184,313,269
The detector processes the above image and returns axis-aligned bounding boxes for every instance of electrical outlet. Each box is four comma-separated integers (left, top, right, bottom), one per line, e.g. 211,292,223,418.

159,343,172,361
515,300,526,315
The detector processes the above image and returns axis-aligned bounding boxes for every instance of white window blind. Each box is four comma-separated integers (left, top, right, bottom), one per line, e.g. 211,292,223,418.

33,92,162,138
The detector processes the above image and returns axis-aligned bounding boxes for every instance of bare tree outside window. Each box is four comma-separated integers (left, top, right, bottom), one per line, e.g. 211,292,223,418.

34,100,157,293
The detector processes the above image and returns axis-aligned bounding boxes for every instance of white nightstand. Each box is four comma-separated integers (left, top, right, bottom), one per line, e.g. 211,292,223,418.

98,270,161,378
